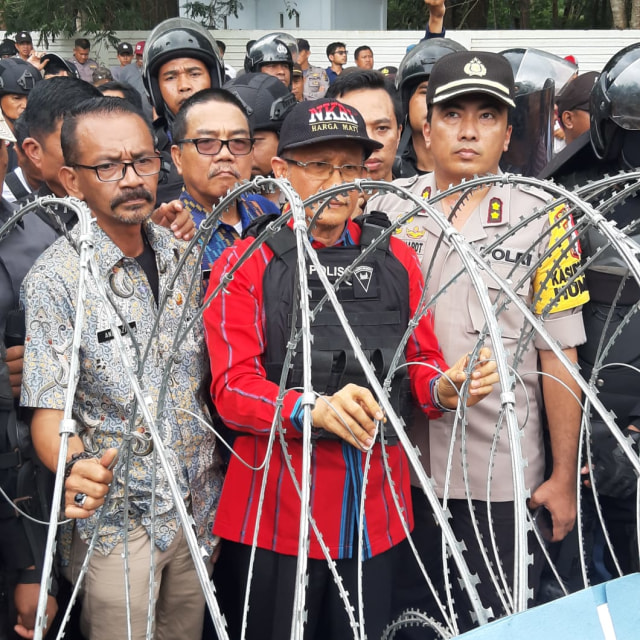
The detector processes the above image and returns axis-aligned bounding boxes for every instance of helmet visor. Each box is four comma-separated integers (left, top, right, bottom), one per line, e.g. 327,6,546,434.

608,62,640,131
514,49,576,95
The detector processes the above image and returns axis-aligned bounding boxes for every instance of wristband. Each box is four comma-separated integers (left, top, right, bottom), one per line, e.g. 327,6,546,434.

64,451,95,478
431,376,456,413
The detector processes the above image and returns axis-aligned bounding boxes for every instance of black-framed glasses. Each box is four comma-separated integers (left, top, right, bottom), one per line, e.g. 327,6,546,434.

177,137,255,156
72,156,162,182
334,50,348,55
283,158,367,181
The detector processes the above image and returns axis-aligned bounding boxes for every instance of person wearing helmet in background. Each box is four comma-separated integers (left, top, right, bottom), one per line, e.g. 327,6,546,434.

143,17,224,204
245,34,294,88
539,42,640,597
394,37,467,178
0,39,16,60
40,52,79,78
225,72,297,204
500,47,577,177
0,58,41,172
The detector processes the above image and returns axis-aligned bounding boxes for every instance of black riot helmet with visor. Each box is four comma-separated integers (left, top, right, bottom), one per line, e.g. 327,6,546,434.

499,48,577,176
395,38,467,117
143,17,224,121
244,34,294,86
591,42,640,166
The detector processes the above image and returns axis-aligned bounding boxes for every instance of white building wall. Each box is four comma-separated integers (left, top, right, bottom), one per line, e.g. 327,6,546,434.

6,30,639,75
177,0,387,30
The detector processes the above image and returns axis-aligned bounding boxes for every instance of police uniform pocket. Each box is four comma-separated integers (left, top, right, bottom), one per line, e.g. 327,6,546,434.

466,263,533,340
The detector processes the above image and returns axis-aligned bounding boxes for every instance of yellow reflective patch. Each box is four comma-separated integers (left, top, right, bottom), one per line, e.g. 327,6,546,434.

533,205,590,314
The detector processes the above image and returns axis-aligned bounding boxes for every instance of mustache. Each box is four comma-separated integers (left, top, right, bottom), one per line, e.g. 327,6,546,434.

207,164,241,180
110,187,154,209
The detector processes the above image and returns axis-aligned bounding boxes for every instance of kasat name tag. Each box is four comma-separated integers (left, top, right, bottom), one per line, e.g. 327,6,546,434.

97,321,137,343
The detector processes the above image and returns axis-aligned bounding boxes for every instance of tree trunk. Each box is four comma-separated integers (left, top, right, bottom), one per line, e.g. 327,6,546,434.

610,0,628,28
454,0,489,29
520,0,530,28
631,0,640,27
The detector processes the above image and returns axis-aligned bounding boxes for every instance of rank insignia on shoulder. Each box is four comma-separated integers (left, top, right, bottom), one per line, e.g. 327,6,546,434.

422,186,431,199
487,197,503,224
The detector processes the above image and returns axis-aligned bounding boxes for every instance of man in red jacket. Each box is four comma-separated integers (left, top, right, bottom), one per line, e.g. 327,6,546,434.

204,98,498,639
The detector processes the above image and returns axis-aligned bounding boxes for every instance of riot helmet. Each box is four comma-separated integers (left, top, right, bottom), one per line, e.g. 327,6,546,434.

590,42,640,164
501,48,576,98
499,48,576,177
263,32,299,62
0,58,41,97
395,38,467,116
143,17,224,120
224,73,297,133
40,53,79,79
0,39,16,59
244,34,294,82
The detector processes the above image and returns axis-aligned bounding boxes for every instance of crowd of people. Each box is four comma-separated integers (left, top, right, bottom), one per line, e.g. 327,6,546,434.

1,0,640,638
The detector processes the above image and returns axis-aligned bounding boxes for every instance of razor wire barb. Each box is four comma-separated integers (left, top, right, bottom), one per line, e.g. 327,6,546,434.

1,168,639,639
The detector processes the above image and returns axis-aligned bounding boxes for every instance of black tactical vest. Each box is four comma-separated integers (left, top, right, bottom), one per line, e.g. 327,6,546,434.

248,214,415,434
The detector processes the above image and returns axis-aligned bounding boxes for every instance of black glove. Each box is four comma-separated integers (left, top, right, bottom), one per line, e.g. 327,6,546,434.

590,421,640,499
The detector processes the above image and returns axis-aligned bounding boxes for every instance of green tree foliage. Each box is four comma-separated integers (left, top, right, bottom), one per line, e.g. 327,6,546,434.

0,0,180,45
387,0,616,30
182,0,243,28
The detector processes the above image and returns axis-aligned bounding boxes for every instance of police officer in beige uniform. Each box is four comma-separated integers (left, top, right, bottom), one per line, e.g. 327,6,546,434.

367,51,589,631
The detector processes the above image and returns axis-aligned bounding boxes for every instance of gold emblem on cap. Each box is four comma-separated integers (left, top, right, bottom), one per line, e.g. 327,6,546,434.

464,57,487,78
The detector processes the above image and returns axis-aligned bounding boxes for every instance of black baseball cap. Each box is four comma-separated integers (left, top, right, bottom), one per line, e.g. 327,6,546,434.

557,71,598,116
426,51,516,108
277,98,383,156
117,42,133,55
16,31,32,44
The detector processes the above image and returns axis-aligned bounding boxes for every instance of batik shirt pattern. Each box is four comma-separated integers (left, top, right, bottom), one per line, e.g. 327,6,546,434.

21,221,222,558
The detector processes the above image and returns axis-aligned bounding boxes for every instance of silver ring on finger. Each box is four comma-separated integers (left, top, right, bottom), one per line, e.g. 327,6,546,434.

74,492,88,508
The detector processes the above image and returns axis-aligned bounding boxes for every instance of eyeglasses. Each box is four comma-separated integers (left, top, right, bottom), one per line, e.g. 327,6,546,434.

334,50,348,55
177,137,255,156
72,156,162,182
283,158,367,181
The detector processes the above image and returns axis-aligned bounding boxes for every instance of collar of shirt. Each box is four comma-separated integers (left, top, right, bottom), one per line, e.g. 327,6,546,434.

179,188,270,232
69,218,178,280
282,212,357,248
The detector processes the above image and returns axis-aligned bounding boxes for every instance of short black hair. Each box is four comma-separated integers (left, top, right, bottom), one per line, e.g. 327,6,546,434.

98,80,144,111
354,46,372,61
22,77,101,141
14,114,28,148
171,88,251,145
61,97,153,166
297,38,310,52
74,38,90,50
216,40,226,55
326,69,402,127
326,42,346,58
